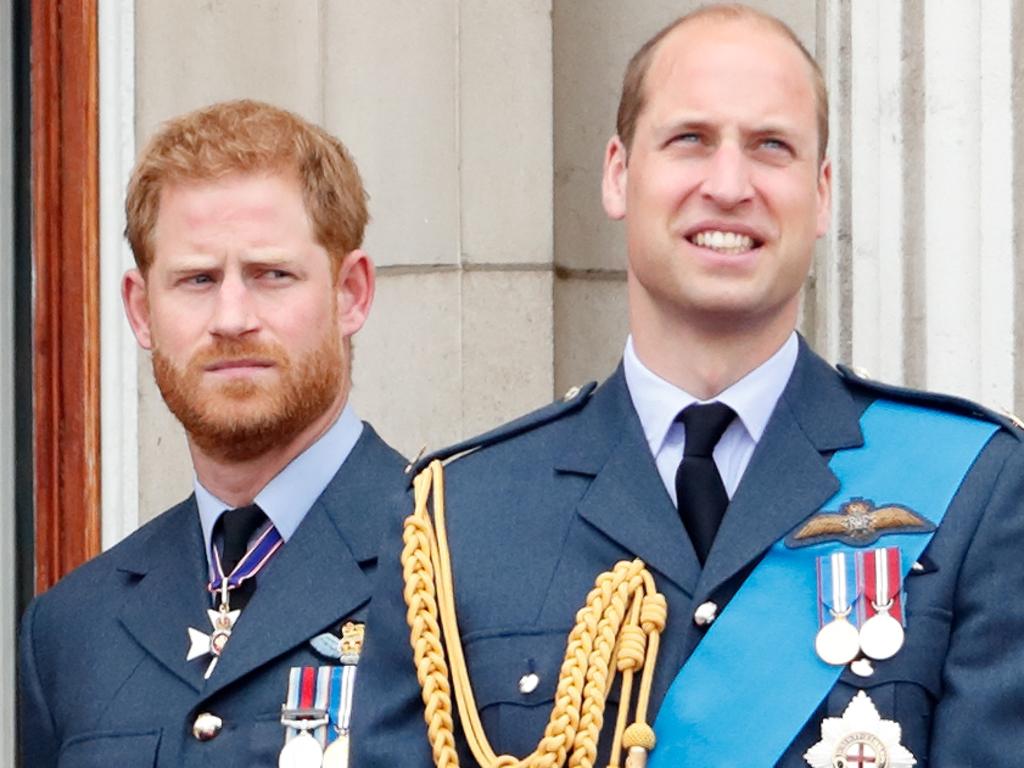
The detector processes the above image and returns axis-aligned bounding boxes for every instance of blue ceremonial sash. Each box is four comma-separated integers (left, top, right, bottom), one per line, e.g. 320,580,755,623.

648,400,998,767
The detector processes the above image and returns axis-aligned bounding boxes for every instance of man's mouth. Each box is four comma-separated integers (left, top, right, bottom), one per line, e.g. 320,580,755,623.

204,359,275,373
687,229,761,254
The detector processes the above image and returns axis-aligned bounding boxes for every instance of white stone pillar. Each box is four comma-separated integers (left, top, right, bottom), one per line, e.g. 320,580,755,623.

99,0,139,547
821,0,1020,413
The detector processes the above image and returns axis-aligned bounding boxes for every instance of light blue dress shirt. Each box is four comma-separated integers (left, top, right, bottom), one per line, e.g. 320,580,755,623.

623,332,798,505
194,403,364,575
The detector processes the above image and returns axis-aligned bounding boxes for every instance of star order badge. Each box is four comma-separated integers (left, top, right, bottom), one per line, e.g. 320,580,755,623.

804,691,916,767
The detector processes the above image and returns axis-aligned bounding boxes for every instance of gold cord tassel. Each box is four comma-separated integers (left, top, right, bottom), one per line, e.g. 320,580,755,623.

401,460,667,768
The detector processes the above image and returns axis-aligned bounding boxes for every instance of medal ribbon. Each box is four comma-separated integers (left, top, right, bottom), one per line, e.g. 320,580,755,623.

314,666,332,746
648,400,999,768
328,665,357,742
283,665,359,748
283,666,319,743
861,547,904,623
208,524,284,595
817,551,858,626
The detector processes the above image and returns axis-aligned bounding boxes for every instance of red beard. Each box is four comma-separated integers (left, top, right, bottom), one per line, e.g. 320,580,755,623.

152,329,345,462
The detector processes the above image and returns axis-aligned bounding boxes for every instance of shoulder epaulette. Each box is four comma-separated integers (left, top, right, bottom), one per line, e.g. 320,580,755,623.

405,381,598,479
837,364,1024,438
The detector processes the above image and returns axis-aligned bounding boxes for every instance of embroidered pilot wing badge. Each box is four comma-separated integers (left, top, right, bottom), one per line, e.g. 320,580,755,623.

310,621,365,665
804,690,916,767
786,498,934,548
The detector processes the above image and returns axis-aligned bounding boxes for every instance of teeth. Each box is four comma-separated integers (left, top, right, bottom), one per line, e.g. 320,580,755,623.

692,230,755,253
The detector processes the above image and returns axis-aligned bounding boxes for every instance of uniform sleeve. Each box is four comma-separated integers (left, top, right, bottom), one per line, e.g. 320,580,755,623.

19,597,60,768
931,440,1024,765
350,498,436,767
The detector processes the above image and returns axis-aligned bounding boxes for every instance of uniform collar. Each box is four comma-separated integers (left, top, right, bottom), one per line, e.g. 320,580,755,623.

194,404,364,561
623,332,798,456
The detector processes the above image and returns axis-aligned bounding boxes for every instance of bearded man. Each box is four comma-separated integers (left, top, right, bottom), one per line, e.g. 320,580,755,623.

19,100,406,767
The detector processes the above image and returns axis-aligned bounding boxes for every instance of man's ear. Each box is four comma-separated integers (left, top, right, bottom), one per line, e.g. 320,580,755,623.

601,135,629,221
335,249,375,338
122,269,153,349
815,157,832,238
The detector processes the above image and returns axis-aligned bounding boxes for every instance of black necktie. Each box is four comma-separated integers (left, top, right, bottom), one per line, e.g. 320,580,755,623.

215,504,267,610
675,402,736,566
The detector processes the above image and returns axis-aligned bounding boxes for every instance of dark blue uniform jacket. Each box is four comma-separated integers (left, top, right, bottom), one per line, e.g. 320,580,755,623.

20,424,405,768
352,342,1024,767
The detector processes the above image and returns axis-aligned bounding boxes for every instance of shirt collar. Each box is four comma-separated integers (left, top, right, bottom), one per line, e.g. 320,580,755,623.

623,332,798,455
195,403,364,558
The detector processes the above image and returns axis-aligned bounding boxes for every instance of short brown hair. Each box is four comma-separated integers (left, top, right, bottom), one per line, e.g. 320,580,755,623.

125,99,368,274
616,4,829,161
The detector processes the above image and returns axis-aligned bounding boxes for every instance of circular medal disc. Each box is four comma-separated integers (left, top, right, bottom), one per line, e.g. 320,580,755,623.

279,731,324,768
859,612,905,661
815,617,861,666
322,733,350,768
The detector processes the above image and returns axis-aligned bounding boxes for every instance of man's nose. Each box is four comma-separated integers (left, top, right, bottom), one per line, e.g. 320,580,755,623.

700,143,755,209
209,274,259,337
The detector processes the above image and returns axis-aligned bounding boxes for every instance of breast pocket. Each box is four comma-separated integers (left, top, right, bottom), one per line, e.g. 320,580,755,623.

58,729,161,768
826,605,951,763
463,629,624,760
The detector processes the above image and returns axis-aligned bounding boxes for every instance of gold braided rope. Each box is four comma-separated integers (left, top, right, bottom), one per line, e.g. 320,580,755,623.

402,460,668,768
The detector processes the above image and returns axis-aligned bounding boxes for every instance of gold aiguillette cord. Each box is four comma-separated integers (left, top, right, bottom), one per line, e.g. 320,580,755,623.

402,460,667,768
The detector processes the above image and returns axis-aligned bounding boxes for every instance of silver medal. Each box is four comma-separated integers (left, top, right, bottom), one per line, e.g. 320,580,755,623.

859,610,905,661
815,615,861,666
278,730,323,768
322,732,350,768
859,549,906,661
815,551,861,666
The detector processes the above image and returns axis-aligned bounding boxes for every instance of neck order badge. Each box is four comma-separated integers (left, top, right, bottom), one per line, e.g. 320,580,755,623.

648,400,998,767
186,522,284,678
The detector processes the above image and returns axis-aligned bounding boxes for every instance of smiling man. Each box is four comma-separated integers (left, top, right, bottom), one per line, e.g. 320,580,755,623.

351,5,1024,767
19,100,406,767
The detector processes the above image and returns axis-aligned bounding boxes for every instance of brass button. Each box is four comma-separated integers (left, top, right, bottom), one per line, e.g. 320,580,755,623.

562,385,581,402
693,601,718,627
518,672,540,694
192,712,223,741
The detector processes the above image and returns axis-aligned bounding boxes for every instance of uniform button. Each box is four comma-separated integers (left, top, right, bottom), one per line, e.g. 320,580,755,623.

192,712,223,741
850,658,875,678
693,601,718,627
518,672,540,694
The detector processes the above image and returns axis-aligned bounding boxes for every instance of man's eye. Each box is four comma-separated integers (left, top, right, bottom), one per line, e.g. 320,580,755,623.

673,132,702,144
185,274,213,286
759,138,791,153
263,269,292,280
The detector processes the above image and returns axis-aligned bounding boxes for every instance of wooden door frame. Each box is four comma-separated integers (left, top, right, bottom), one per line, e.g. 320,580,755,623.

31,0,101,593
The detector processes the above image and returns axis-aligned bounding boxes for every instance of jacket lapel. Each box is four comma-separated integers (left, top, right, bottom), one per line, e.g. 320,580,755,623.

117,498,211,693
556,368,702,596
202,426,403,698
696,342,864,599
